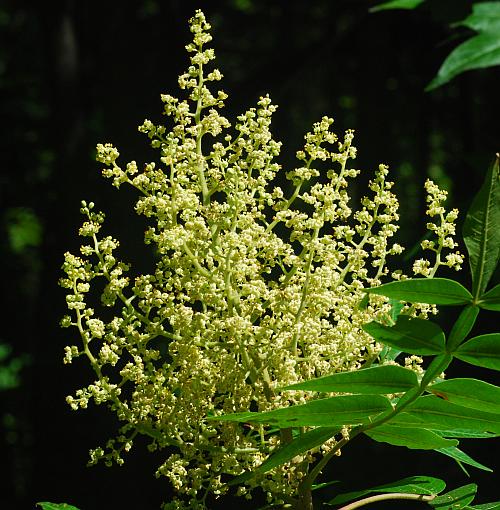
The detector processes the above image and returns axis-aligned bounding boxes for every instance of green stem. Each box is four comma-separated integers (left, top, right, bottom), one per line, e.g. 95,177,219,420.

195,53,209,205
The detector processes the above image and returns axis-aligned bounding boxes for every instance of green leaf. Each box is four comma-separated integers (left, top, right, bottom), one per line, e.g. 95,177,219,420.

312,479,341,492
479,283,500,311
458,3,500,33
284,365,418,394
454,333,500,371
366,278,472,305
37,504,80,510
420,354,453,387
447,305,480,351
210,395,392,427
429,484,477,509
427,32,500,91
469,503,500,510
390,297,405,323
391,395,500,433
429,378,500,413
328,476,446,506
228,427,338,485
436,446,493,472
432,429,498,439
363,316,446,355
379,345,402,363
365,425,458,450
463,156,500,297
370,0,426,12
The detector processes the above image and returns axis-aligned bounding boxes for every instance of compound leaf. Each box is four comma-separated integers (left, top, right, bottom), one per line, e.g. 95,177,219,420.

479,283,500,311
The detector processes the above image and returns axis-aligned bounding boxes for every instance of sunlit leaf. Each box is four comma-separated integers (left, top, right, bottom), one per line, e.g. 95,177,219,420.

370,0,426,12
429,483,477,509
462,156,500,297
37,504,80,510
458,3,500,34
365,425,458,449
436,446,493,472
454,334,500,371
209,395,392,427
391,395,500,433
366,278,472,305
328,476,446,506
228,427,338,485
284,365,418,394
363,316,445,355
479,283,500,311
469,502,500,510
432,429,498,439
427,33,500,91
429,378,500,413
312,479,341,492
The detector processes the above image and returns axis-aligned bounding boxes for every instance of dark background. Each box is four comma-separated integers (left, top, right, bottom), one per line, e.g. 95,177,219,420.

1,0,499,508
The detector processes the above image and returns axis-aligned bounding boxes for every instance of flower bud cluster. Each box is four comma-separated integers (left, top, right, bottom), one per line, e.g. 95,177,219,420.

60,10,462,509
412,179,463,277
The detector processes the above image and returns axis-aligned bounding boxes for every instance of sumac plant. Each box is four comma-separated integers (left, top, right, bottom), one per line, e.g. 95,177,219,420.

57,10,499,510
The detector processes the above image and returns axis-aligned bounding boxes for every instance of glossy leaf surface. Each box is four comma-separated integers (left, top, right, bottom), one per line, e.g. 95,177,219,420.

370,0,426,12
365,425,458,450
363,316,445,355
429,378,500,413
429,483,477,509
284,365,418,394
462,156,500,297
211,395,392,427
479,283,500,311
469,502,500,510
436,446,493,472
427,33,500,91
391,395,500,433
366,278,472,305
459,2,500,33
432,429,498,439
454,334,500,371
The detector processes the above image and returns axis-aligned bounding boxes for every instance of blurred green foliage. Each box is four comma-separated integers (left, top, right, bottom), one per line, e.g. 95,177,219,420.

5,207,42,254
373,0,500,90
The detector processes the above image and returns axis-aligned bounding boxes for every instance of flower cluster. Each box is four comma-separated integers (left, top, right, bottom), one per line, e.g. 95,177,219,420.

60,10,462,509
412,179,463,277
